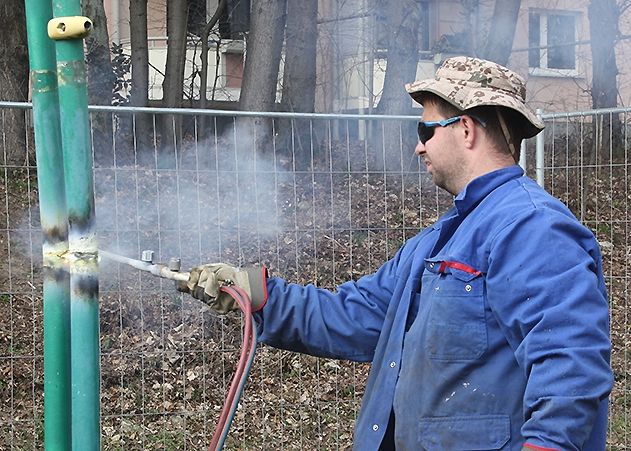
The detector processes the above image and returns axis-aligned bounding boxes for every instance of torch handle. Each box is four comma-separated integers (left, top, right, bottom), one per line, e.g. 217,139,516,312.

99,250,190,282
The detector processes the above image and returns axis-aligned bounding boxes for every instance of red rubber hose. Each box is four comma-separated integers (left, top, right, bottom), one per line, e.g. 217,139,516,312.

208,285,256,451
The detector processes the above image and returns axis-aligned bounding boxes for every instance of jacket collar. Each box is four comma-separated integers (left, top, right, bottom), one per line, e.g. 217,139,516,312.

454,165,524,215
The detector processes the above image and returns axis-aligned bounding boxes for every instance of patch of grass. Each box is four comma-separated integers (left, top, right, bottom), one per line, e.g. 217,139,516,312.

608,412,629,450
596,223,612,236
101,336,113,351
351,231,368,246
1,169,36,195
169,293,183,307
146,428,185,449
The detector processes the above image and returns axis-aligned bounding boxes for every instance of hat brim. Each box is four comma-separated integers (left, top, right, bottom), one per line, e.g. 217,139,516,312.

406,78,545,139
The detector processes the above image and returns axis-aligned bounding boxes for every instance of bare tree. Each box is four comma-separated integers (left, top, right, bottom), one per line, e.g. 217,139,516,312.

588,0,622,156
160,0,188,157
198,0,227,139
375,0,423,164
589,0,620,111
239,0,287,152
130,0,149,111
0,1,29,165
278,0,317,166
82,0,115,165
129,0,153,158
281,0,317,113
480,0,521,65
82,0,115,104
240,0,287,112
199,0,228,111
376,0,422,116
162,1,188,111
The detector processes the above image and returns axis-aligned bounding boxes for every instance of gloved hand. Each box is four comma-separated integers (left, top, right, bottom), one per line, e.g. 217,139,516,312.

178,264,268,314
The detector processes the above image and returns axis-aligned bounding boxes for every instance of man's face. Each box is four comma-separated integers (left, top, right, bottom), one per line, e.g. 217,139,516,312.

414,102,465,195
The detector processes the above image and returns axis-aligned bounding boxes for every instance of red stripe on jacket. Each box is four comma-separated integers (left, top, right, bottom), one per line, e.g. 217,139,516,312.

438,260,481,276
523,443,560,451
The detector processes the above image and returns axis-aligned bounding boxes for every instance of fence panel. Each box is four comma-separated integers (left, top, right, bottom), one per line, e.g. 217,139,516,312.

0,104,42,451
92,109,451,450
534,108,631,450
0,102,629,450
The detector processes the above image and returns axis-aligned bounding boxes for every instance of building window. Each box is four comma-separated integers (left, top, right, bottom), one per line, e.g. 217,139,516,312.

224,52,244,88
529,11,577,74
375,1,431,53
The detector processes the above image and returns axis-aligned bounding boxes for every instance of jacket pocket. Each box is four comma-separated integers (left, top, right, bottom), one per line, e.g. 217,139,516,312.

418,415,511,450
423,258,488,361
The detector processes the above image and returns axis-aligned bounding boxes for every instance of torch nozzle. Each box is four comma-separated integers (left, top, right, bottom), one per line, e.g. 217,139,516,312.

99,249,190,282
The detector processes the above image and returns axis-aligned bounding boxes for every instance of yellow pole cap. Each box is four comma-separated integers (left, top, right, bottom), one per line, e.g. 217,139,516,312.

47,16,93,40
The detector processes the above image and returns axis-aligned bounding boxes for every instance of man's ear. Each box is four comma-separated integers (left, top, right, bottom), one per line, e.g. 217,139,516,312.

461,115,478,149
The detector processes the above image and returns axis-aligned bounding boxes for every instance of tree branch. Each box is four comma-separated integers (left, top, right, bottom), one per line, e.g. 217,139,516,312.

618,0,631,14
203,0,228,39
200,0,228,109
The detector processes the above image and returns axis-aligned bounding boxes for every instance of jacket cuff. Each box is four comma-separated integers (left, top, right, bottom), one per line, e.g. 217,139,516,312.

244,266,269,312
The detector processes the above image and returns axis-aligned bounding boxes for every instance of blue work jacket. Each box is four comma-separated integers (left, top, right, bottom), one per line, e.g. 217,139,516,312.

255,165,613,450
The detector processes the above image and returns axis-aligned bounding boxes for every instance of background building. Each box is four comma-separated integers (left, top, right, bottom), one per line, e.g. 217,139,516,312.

102,0,631,113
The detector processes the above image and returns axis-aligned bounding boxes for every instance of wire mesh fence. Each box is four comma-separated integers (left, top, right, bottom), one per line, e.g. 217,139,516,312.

537,108,631,450
0,102,629,450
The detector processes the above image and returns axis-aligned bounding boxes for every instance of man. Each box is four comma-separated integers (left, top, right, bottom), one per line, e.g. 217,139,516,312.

182,57,613,450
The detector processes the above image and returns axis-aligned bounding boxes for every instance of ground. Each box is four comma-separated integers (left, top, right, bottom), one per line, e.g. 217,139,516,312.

0,137,629,450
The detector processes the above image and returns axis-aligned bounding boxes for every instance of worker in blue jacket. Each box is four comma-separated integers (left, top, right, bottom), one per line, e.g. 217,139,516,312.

181,57,613,450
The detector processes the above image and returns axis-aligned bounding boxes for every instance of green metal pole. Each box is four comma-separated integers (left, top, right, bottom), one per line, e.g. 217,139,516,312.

49,3,100,450
24,1,72,449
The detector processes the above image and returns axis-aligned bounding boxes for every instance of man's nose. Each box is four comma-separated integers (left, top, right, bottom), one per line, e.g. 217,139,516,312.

414,140,425,156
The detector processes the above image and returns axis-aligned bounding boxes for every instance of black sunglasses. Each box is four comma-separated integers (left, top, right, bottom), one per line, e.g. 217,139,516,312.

417,115,486,144
417,116,462,144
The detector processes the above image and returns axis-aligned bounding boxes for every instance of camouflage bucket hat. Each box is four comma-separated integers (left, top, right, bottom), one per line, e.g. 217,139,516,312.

406,56,544,138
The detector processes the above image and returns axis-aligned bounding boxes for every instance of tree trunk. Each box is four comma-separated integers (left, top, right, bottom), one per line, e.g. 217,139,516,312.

377,0,421,116
130,0,149,109
588,0,621,157
281,0,317,113
129,0,153,163
239,0,287,155
280,0,317,166
160,0,188,160
0,2,30,165
375,0,423,168
480,0,521,66
240,0,286,111
82,0,115,104
82,0,115,166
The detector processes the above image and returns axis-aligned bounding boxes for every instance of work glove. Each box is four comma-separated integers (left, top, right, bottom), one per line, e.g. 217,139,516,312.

178,264,268,314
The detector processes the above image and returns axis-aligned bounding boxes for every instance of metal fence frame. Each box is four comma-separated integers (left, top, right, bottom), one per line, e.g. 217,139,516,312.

0,101,629,450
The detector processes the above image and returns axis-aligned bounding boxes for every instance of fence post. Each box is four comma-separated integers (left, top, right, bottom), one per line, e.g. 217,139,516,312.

24,1,72,449
49,3,101,450
536,108,545,187
519,140,526,171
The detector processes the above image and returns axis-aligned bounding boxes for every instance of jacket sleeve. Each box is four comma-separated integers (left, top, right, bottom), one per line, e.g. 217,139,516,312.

486,208,613,450
253,247,403,362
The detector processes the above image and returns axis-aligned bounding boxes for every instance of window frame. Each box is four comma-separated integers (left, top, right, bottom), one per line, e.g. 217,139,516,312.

528,9,581,78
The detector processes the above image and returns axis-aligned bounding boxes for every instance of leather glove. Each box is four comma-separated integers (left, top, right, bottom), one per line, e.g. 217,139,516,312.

178,264,268,314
